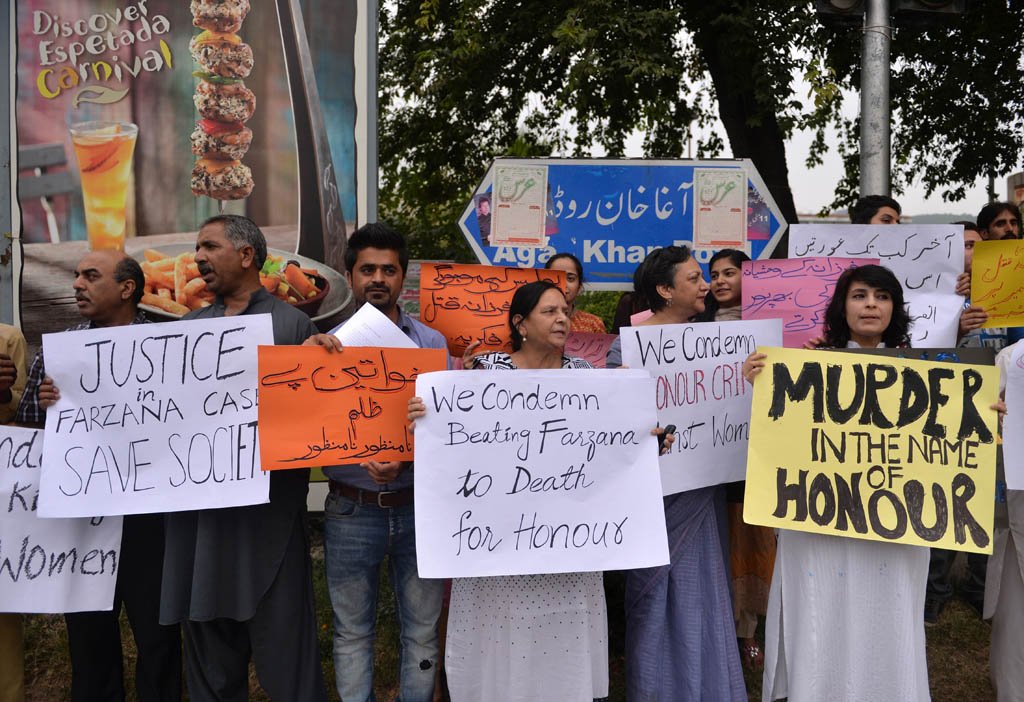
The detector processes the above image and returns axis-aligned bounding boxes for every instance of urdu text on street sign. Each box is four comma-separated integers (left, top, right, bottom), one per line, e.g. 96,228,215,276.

458,158,789,290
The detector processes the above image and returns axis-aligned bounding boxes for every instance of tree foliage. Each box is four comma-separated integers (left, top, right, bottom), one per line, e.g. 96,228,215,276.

378,0,1024,259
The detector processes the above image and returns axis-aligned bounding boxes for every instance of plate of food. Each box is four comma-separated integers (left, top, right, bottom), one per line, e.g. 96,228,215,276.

129,244,350,323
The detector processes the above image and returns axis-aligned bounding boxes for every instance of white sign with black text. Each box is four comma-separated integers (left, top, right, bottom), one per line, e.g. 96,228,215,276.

789,224,964,348
39,315,274,517
1,426,122,612
414,369,669,578
620,319,783,495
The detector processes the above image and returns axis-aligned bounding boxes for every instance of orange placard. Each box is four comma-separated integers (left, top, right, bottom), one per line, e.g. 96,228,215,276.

257,345,448,470
418,263,566,355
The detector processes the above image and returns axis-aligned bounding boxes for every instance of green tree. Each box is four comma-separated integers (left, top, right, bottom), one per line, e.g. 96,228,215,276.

379,0,1024,258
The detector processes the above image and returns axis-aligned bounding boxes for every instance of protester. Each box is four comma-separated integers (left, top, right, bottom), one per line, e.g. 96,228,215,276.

848,194,902,224
695,248,776,670
17,250,182,702
606,246,747,701
544,252,607,333
611,258,650,334
987,343,1022,701
927,222,998,624
304,223,447,702
0,322,28,702
977,201,1021,240
745,264,930,701
409,280,672,702
158,215,327,701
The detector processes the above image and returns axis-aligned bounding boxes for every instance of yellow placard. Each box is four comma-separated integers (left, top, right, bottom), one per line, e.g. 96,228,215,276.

972,239,1024,328
744,347,998,553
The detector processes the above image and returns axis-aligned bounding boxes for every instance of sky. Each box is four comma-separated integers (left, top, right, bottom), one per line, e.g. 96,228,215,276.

617,85,1002,220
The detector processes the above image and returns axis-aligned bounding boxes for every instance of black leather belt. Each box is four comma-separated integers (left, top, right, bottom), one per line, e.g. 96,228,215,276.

328,480,414,508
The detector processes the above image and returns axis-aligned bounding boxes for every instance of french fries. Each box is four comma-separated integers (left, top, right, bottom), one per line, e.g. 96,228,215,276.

139,249,322,316
140,250,209,314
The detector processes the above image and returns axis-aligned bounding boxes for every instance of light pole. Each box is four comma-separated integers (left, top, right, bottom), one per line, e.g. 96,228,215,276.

859,0,892,197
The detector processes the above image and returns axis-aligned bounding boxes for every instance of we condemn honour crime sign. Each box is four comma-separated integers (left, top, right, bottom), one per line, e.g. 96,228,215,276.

413,370,670,578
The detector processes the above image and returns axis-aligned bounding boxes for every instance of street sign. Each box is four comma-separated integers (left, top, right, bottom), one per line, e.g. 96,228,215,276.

457,158,789,290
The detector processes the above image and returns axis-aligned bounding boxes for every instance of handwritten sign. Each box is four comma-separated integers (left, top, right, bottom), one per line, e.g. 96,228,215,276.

565,333,617,368
1002,342,1024,490
413,369,670,577
620,320,783,495
419,263,565,355
744,347,998,553
741,257,878,348
971,239,1024,328
789,224,964,348
1,427,122,613
257,346,448,469
39,316,274,518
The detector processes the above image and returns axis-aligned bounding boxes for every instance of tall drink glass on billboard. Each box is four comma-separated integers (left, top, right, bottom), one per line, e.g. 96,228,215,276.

69,121,138,251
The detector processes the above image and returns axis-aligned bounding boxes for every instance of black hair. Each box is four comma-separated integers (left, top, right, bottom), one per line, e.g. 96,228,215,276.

508,280,564,351
952,220,978,233
114,256,145,305
344,222,409,274
977,202,1021,238
544,252,585,284
848,195,902,224
636,246,693,313
200,214,268,269
823,264,910,348
696,248,750,322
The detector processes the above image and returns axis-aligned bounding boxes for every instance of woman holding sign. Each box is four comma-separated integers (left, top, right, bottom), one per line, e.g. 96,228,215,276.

410,280,672,702
743,265,930,701
606,246,748,702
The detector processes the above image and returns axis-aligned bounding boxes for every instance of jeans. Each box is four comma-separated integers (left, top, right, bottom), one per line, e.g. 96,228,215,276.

324,492,444,702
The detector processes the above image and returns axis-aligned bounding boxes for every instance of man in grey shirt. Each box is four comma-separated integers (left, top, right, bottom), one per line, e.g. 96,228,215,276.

159,215,327,701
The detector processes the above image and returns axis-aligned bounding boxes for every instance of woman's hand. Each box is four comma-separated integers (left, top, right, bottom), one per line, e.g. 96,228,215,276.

652,426,676,456
303,333,343,352
802,336,825,350
462,340,483,369
407,396,426,431
742,352,767,383
38,376,60,409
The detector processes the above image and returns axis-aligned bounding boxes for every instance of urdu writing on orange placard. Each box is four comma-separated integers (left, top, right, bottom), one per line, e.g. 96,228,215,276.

418,263,566,355
257,345,448,470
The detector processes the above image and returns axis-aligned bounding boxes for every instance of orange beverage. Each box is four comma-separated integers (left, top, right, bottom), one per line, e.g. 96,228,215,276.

69,121,138,251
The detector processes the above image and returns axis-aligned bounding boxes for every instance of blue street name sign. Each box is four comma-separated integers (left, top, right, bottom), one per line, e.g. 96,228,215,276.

458,158,789,290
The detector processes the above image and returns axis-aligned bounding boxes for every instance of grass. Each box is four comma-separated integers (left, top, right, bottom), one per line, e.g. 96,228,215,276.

23,520,996,701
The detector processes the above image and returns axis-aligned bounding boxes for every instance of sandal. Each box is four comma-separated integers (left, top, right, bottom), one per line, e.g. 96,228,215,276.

739,637,764,671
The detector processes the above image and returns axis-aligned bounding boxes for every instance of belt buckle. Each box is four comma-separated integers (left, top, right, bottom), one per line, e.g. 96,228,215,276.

376,490,397,508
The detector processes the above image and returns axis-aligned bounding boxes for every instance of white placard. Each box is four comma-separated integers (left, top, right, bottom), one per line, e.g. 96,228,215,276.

789,224,964,348
1003,342,1024,490
39,315,274,517
330,301,416,349
414,369,669,578
1,427,122,612
620,319,783,495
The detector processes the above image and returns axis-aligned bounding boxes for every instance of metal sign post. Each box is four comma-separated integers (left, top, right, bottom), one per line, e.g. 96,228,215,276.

859,0,892,197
